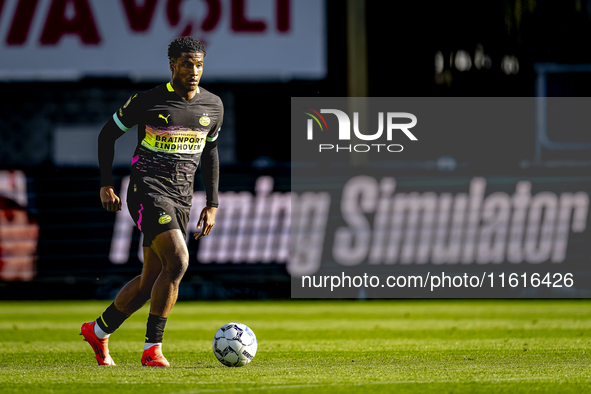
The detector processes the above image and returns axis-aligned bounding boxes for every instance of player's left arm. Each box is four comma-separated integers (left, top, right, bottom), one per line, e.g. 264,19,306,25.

194,141,219,239
195,105,223,239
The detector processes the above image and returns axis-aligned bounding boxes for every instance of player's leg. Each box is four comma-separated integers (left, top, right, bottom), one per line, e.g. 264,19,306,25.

141,228,189,367
81,246,162,366
148,229,189,316
114,247,162,314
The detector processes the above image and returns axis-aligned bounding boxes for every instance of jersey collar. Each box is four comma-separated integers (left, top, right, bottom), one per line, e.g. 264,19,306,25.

167,82,200,94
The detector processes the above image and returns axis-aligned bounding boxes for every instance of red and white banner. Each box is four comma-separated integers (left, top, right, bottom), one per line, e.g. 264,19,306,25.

0,0,325,80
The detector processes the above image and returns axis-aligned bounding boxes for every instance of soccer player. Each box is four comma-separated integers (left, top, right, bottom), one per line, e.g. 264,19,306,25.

81,37,223,367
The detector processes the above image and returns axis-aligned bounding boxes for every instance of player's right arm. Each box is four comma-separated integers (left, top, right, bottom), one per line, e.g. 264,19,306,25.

98,117,125,211
98,93,141,211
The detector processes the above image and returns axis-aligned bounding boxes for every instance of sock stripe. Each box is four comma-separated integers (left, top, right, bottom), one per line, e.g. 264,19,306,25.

95,302,130,335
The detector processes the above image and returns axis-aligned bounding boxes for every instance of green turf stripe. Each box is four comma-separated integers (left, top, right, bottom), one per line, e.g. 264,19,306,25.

4,319,591,330
1,300,591,394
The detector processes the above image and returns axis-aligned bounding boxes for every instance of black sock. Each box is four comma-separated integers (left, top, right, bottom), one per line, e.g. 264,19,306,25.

145,313,167,343
96,302,130,335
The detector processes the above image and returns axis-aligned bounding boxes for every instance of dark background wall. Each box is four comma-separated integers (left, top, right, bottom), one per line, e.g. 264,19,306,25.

2,0,591,299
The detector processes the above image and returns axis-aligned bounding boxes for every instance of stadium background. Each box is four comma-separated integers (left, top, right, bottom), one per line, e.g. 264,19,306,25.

1,0,591,300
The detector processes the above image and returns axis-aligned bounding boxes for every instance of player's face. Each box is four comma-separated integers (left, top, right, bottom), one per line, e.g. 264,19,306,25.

170,52,204,95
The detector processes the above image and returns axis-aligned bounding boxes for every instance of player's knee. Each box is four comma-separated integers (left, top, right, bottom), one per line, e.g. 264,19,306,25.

164,253,189,280
175,257,189,277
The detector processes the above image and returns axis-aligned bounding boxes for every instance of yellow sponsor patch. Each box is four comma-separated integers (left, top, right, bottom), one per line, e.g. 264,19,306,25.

142,126,208,154
199,116,211,126
159,215,172,225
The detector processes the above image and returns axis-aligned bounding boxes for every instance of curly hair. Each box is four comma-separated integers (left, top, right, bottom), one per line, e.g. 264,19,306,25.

167,36,206,60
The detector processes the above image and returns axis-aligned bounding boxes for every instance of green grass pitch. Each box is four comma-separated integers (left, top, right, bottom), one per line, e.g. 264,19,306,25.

1,299,590,393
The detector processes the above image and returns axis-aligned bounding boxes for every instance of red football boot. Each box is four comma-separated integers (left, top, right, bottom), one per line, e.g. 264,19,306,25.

141,344,170,367
80,321,116,366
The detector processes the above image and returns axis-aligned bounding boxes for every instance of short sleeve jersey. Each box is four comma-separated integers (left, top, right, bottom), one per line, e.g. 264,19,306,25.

112,82,223,201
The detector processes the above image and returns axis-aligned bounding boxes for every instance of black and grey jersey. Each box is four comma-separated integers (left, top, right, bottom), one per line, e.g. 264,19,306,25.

112,82,223,201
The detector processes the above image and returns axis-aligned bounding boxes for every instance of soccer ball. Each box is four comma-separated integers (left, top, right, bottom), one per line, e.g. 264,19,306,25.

212,322,257,367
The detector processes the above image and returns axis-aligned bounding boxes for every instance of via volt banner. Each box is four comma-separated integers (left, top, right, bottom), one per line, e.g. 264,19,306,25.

0,0,325,81
290,98,591,298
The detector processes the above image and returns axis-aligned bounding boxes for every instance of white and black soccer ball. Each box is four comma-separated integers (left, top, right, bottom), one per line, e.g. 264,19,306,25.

212,322,257,367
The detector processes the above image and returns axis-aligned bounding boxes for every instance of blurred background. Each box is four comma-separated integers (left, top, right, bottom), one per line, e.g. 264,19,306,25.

1,0,591,300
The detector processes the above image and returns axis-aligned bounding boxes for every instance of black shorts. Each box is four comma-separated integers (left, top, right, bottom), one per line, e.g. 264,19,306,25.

127,179,191,248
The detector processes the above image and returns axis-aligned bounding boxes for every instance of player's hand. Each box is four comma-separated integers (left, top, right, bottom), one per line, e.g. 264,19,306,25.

100,186,122,211
194,206,217,239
